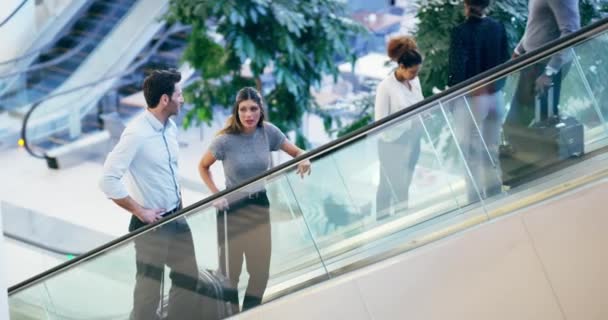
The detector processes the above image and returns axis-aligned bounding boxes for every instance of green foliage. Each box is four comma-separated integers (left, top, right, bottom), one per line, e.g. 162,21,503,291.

488,0,528,48
580,0,608,25
415,0,605,97
415,0,530,97
167,0,365,148
416,1,466,97
336,113,373,137
413,0,607,159
315,80,378,139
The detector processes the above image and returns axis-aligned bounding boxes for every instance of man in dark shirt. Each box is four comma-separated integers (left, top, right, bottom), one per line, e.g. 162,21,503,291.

448,0,509,203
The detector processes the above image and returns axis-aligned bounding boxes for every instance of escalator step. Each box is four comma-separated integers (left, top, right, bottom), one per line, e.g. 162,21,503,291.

154,51,181,63
48,65,72,76
55,59,81,73
85,11,122,23
32,76,65,91
32,71,66,86
28,84,53,98
96,2,130,17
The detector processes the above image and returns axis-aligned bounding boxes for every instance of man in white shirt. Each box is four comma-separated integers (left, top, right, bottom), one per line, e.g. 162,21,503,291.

100,70,200,320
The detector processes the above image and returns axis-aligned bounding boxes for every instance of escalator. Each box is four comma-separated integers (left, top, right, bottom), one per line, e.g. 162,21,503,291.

8,17,608,320
0,0,171,152
0,0,138,111
21,24,191,167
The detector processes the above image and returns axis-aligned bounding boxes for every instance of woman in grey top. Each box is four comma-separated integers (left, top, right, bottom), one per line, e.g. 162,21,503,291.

198,87,310,313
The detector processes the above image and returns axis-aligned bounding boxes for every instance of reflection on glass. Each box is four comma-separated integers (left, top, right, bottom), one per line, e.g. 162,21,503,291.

373,116,422,221
9,283,55,319
10,24,608,320
569,33,608,145
286,152,363,240
442,86,505,203
500,43,597,186
569,47,608,148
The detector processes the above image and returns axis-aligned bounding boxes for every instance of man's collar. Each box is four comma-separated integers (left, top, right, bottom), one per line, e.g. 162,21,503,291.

144,109,165,132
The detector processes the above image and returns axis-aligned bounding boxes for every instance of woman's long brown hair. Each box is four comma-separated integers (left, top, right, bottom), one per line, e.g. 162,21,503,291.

218,87,266,135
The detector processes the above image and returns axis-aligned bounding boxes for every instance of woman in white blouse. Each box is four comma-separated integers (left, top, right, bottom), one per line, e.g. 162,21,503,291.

374,36,424,221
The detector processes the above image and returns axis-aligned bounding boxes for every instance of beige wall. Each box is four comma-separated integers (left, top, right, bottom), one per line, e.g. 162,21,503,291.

241,180,608,319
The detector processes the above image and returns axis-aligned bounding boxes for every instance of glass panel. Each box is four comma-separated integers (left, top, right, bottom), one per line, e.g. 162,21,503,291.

569,34,608,150
10,22,608,320
501,39,601,187
559,51,606,152
9,284,55,319
264,176,330,299
287,109,482,276
440,79,507,203
284,149,366,241
10,240,136,319
419,104,484,210
9,183,329,319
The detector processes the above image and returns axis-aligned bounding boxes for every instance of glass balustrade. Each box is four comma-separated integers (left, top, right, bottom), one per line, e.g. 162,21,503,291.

9,19,608,320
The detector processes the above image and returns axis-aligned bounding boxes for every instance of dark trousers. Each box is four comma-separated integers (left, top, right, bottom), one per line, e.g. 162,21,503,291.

128,209,200,320
217,193,271,313
376,126,422,220
504,62,565,130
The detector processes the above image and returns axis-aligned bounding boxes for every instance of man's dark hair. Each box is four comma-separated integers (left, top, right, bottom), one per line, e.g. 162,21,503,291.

465,0,491,17
143,69,181,108
464,0,490,7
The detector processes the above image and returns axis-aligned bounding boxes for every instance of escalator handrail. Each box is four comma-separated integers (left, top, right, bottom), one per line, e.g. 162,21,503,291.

0,0,29,29
9,16,608,295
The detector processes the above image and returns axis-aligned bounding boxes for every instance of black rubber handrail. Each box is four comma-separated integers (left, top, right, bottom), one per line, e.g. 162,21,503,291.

0,0,28,29
9,16,608,295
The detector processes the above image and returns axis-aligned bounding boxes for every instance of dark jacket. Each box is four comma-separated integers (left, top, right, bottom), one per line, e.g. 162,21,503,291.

448,16,509,92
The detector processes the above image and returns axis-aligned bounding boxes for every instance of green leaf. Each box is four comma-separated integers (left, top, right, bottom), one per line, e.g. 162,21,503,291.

168,0,365,133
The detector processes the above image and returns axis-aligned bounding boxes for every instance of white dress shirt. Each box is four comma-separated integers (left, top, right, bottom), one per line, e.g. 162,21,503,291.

374,72,424,141
100,110,181,214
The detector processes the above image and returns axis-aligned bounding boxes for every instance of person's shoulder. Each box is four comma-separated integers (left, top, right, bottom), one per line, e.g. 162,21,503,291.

213,132,232,143
377,74,395,90
412,77,423,93
263,122,283,134
453,21,467,33
122,113,147,137
413,76,422,87
484,17,505,29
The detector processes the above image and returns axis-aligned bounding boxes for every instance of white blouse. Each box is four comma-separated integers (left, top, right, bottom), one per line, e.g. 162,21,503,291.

374,72,424,141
